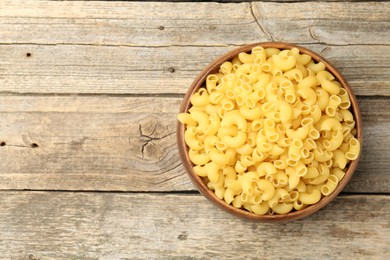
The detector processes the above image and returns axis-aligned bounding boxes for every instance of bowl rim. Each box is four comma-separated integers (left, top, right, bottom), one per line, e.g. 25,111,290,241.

177,42,363,222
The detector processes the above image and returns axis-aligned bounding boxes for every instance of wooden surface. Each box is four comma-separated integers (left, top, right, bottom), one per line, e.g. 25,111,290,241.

0,0,389,259
0,192,389,259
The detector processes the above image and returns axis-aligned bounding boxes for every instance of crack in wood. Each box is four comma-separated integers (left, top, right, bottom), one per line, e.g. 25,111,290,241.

153,171,181,185
138,123,175,159
2,144,30,148
1,42,389,49
0,42,243,48
309,27,319,42
249,3,274,42
321,46,331,56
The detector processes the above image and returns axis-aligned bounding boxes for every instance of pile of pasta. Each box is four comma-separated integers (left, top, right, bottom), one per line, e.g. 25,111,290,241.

178,46,361,215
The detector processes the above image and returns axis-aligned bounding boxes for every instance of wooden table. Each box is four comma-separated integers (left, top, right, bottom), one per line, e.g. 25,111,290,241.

0,0,389,259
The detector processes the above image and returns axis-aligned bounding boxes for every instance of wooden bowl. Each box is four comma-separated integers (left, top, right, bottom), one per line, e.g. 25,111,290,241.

177,42,363,222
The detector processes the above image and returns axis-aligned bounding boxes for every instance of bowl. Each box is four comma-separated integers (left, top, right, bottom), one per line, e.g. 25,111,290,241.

177,42,363,222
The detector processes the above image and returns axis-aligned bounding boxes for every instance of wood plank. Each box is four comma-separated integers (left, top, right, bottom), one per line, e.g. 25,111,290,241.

0,96,388,193
0,44,389,96
0,1,389,46
0,192,388,259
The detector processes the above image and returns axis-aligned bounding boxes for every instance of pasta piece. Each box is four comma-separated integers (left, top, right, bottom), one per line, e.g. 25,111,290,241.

345,137,360,160
308,164,330,185
204,135,218,153
325,95,341,117
272,51,296,71
304,167,319,179
307,61,326,74
284,68,303,82
251,202,270,215
238,52,256,64
184,127,203,151
332,167,346,182
206,162,221,183
315,88,330,111
268,188,289,208
224,188,235,204
298,190,321,205
215,186,225,200
236,143,254,155
272,203,294,214
220,61,233,75
265,47,281,58
286,167,300,190
297,87,317,106
177,113,197,126
193,165,208,177
210,148,231,165
321,174,339,196
298,76,318,89
293,200,306,211
239,105,262,120
322,129,343,151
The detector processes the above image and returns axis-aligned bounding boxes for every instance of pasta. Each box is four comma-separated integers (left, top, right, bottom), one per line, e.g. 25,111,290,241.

178,46,361,215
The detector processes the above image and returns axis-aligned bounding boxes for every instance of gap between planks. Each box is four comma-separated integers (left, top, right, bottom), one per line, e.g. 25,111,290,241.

0,189,388,196
1,42,390,48
0,92,185,98
0,93,388,100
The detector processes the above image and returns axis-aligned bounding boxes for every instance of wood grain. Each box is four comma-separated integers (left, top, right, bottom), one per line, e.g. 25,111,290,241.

0,192,388,259
0,96,388,193
1,1,389,46
0,1,388,258
0,1,389,96
0,44,388,95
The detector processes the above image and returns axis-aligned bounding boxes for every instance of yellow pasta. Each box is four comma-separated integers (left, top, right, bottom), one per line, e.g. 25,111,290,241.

345,137,360,160
284,68,303,82
298,76,318,89
325,95,342,117
315,88,330,111
338,89,350,108
210,148,230,165
298,190,321,205
321,174,339,196
251,202,270,215
297,87,317,106
178,45,361,215
272,51,296,71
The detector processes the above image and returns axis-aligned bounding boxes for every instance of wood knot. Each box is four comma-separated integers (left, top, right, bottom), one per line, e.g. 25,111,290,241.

27,254,40,260
178,231,188,241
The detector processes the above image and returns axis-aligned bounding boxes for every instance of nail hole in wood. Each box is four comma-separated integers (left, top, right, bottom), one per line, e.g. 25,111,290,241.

168,67,175,73
159,26,165,30
0,142,5,146
26,53,32,57
31,143,39,148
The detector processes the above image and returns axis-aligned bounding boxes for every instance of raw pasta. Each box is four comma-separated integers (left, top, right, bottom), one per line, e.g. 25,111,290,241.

178,46,361,215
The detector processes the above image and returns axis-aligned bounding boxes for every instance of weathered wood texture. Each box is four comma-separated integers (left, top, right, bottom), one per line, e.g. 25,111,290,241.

0,1,389,95
1,1,388,45
0,96,388,193
0,192,388,259
0,44,388,96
